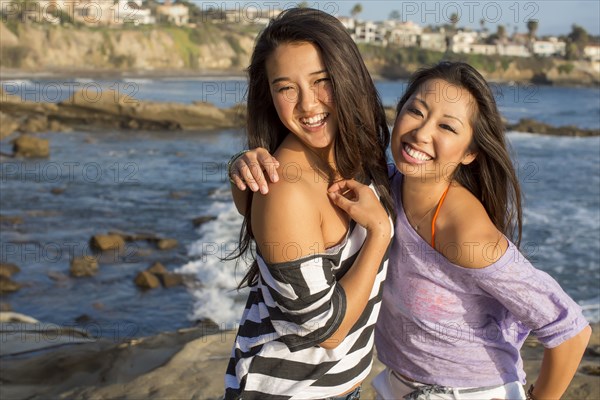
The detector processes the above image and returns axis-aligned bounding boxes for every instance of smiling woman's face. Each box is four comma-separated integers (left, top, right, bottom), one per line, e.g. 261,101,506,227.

265,41,338,151
391,78,478,182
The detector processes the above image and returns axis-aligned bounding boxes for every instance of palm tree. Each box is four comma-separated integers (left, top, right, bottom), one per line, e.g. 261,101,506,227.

389,10,401,21
526,19,538,53
526,19,539,40
450,13,459,30
350,3,362,18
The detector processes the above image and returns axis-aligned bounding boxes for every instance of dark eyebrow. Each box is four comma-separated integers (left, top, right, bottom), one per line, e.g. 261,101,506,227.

443,114,465,127
415,97,429,110
415,97,464,127
271,70,328,85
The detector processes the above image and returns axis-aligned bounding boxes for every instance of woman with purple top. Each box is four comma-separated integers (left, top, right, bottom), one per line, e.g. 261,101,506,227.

229,61,591,399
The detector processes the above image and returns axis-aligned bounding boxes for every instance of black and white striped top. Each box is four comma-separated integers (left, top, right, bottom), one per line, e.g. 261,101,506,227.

225,197,391,399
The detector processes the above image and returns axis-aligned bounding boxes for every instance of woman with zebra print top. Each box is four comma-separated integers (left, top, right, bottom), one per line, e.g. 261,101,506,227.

225,8,394,400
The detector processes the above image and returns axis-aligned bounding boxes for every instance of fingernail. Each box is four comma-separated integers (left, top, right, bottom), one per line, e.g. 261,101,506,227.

272,174,279,182
250,183,259,192
260,185,268,194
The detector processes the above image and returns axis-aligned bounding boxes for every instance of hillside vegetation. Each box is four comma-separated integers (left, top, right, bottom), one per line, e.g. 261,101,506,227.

1,21,598,85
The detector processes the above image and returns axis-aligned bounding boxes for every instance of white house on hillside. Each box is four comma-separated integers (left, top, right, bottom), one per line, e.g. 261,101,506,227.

156,0,188,26
387,20,422,47
533,37,566,57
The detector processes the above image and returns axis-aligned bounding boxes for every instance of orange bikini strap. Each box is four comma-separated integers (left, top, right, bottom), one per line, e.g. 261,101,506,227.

431,185,451,249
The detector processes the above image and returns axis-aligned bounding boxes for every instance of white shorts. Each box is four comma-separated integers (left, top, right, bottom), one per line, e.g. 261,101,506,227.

371,368,526,400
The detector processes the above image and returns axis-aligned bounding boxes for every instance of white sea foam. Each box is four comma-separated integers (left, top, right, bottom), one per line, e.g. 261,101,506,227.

580,298,600,323
1,79,33,86
177,189,250,327
122,78,154,84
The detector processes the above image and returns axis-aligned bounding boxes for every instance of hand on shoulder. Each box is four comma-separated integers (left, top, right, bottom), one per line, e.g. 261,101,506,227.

437,184,508,269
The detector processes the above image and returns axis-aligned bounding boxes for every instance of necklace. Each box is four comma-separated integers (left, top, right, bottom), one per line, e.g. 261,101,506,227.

405,203,437,231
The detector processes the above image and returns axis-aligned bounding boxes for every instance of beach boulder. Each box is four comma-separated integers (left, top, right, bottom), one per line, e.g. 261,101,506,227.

147,262,168,275
192,215,217,227
90,234,126,252
0,262,21,278
12,134,50,158
70,256,99,277
0,112,20,139
155,238,178,250
134,271,161,289
20,115,49,134
0,276,22,293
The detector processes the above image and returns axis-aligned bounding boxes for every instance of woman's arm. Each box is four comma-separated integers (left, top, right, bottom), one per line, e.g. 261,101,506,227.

442,188,591,399
532,325,592,399
252,177,391,350
320,180,392,349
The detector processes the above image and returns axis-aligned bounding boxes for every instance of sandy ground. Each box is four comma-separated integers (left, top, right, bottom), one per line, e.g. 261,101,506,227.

0,320,598,400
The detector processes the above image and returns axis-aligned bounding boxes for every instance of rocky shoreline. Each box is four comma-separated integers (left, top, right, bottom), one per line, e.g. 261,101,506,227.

0,86,245,144
1,88,598,158
0,313,598,400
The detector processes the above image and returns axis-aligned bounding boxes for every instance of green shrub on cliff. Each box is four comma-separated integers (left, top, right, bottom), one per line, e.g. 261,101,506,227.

166,27,200,68
0,45,31,68
558,63,575,74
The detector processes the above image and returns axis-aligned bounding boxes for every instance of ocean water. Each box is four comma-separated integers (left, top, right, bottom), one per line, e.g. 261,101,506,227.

3,78,599,128
0,78,598,338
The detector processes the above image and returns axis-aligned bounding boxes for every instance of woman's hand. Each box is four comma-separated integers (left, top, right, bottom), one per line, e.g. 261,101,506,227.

328,179,391,239
229,147,279,194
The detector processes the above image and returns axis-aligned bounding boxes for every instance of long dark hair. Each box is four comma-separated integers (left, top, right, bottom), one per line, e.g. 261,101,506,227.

233,8,394,288
396,61,522,246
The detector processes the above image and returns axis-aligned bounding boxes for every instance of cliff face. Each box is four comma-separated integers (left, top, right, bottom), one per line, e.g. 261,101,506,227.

0,22,256,72
1,22,598,86
359,44,600,86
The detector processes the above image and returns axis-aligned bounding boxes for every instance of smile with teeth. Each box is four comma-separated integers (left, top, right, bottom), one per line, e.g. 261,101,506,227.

300,112,329,127
404,143,433,161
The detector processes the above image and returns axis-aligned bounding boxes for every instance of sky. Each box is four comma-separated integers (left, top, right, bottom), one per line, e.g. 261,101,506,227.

199,1,600,37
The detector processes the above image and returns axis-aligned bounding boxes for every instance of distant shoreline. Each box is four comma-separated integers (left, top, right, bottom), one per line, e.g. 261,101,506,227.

2,67,599,89
0,68,247,81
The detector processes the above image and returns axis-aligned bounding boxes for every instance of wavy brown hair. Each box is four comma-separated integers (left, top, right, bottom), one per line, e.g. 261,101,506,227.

233,8,394,288
396,61,522,245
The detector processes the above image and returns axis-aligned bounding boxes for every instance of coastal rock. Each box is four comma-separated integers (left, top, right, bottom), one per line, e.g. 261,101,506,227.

0,323,598,399
144,262,183,288
12,134,50,158
0,276,22,293
56,89,241,131
192,215,217,227
0,111,20,139
146,262,168,275
108,230,159,242
159,273,184,288
507,118,600,137
19,115,49,133
155,238,178,250
134,271,160,289
0,215,24,225
90,234,126,252
581,365,600,376
0,262,21,278
51,187,66,195
69,256,99,277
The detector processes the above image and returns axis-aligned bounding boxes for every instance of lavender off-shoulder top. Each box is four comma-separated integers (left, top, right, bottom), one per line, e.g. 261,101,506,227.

375,166,589,387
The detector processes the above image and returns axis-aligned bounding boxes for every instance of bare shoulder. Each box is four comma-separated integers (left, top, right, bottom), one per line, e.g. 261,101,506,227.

437,184,508,269
251,157,325,264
